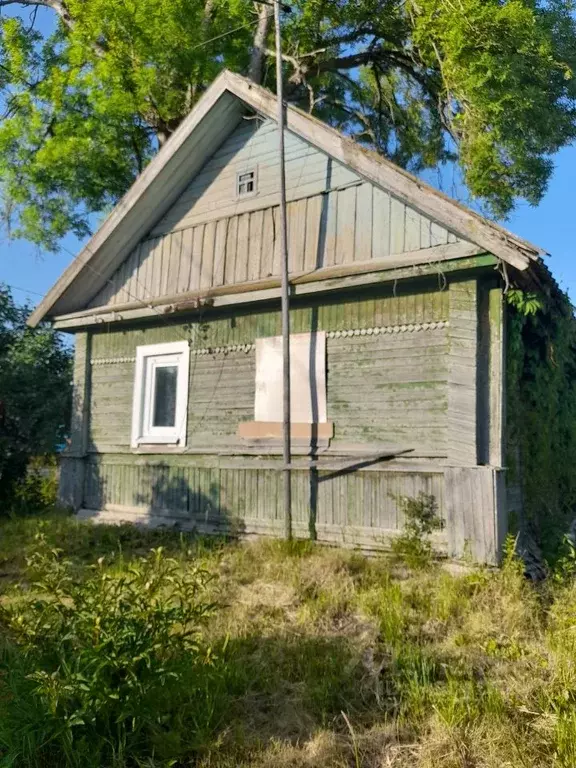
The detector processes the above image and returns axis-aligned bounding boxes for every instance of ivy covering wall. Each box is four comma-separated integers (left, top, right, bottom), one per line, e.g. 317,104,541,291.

506,288,576,557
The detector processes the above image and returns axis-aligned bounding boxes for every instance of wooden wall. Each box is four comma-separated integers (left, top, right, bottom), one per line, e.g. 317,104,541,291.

89,120,464,309
59,271,508,564
83,456,448,551
88,285,450,456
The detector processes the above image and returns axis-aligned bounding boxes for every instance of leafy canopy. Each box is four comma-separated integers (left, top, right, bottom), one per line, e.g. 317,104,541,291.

0,0,575,248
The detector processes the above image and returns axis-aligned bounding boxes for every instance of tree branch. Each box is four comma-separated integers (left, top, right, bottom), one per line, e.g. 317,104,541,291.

0,0,73,30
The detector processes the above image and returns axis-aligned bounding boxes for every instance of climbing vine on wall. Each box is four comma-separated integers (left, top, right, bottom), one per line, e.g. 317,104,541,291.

506,285,576,557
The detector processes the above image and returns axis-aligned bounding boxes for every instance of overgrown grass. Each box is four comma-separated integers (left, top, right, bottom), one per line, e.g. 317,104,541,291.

1,512,576,766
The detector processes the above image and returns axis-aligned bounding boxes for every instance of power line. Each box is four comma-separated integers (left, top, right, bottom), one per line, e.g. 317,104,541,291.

0,282,45,298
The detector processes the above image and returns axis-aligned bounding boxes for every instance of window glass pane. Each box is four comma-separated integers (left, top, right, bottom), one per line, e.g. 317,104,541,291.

153,365,178,427
237,170,255,196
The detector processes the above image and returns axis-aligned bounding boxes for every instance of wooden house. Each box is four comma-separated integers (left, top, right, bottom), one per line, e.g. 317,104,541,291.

29,70,557,564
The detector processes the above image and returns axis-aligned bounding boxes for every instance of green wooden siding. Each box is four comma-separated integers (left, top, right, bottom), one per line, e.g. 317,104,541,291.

88,285,450,455
84,454,447,548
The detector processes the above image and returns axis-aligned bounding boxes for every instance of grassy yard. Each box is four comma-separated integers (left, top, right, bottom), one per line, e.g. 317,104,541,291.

0,513,575,767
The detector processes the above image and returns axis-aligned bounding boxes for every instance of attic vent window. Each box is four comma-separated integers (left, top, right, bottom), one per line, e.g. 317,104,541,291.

237,169,256,197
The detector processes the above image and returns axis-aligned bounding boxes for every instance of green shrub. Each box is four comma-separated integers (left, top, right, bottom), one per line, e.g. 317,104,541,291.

0,536,222,767
391,493,443,569
9,456,59,516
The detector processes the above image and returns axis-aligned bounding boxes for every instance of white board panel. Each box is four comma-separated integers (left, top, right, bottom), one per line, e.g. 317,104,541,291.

255,332,327,424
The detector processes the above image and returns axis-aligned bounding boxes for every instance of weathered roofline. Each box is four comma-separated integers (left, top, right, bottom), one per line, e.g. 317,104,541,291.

29,69,547,328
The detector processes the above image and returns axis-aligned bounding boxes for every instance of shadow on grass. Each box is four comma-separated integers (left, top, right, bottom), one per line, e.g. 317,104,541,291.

0,510,229,586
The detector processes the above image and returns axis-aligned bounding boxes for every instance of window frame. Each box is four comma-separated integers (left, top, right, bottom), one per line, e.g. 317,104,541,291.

131,341,190,448
236,167,258,198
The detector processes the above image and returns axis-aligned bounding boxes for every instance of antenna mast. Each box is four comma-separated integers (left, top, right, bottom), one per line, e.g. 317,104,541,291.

274,0,292,541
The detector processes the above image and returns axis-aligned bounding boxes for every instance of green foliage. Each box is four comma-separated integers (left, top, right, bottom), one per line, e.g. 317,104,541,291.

391,492,443,569
0,536,222,767
9,457,58,515
0,286,71,509
505,287,576,558
0,0,576,247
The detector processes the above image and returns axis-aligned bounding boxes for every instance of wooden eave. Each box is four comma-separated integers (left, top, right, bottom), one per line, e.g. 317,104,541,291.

29,70,547,328
52,249,497,331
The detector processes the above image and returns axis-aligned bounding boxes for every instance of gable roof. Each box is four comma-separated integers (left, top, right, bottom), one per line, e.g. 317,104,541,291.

28,69,547,328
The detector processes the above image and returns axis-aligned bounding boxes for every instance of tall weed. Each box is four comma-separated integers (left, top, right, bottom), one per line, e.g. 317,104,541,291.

0,535,223,767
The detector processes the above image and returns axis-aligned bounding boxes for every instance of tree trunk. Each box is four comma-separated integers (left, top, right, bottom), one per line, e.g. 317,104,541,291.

248,3,272,84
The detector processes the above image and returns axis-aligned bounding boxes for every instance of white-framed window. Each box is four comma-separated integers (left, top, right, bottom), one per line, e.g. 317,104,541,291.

236,168,257,197
131,341,190,447
254,332,327,423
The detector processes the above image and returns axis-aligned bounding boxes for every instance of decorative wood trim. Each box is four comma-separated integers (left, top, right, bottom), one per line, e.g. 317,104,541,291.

88,320,450,365
91,356,137,365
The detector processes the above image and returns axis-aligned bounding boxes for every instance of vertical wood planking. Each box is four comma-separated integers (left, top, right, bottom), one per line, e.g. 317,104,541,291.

445,467,499,563
404,208,422,252
488,286,505,467
190,224,204,291
69,332,91,456
87,187,469,309
200,221,216,289
389,198,406,254
354,184,372,261
288,198,307,272
372,187,390,260
447,279,478,466
235,214,250,283
304,194,323,270
160,236,172,297
336,186,357,265
212,219,228,286
178,228,194,292
248,210,264,281
139,239,154,300
261,208,276,278
166,231,183,296
272,207,282,276
150,237,163,296
224,216,238,285
430,222,448,247
324,191,338,266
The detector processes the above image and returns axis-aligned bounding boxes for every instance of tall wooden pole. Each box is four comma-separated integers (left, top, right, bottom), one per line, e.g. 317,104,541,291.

274,0,292,540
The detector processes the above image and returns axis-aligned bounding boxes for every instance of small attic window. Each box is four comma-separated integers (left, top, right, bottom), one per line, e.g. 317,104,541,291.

237,169,256,197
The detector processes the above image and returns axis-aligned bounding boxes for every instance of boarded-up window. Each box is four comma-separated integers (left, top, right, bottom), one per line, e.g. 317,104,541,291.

255,332,327,423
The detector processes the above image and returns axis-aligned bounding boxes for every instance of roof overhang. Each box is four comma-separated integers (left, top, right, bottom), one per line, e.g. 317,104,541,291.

28,70,547,328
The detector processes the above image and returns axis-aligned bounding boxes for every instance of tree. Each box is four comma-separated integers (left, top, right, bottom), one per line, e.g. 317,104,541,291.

0,285,71,506
0,0,575,249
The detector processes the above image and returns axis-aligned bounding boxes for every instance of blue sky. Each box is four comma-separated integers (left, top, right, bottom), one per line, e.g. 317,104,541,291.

1,146,575,310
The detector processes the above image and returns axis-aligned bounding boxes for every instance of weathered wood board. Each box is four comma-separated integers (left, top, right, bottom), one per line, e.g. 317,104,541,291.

89,120,466,309
87,286,450,456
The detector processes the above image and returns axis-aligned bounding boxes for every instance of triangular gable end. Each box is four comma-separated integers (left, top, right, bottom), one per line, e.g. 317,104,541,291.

28,70,546,327
88,117,470,311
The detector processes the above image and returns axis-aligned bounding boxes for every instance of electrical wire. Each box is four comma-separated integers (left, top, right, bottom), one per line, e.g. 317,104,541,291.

0,283,45,298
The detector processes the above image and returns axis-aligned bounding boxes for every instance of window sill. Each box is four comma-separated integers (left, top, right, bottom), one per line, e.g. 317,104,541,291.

132,443,186,454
